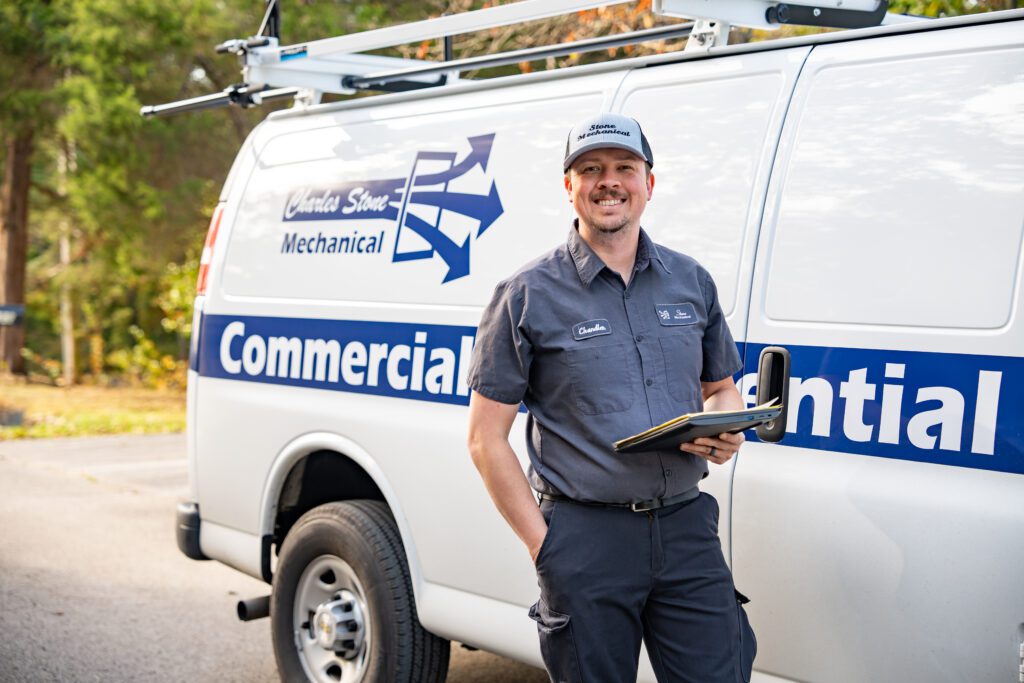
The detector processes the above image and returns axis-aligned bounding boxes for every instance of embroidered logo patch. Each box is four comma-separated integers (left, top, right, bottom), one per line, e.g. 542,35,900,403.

655,303,697,326
572,318,612,341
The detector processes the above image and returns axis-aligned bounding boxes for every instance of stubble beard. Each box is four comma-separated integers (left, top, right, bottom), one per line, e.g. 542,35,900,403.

593,216,630,235
588,191,631,235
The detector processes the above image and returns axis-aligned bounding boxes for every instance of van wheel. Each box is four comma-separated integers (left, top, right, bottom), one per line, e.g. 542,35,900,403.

271,500,450,683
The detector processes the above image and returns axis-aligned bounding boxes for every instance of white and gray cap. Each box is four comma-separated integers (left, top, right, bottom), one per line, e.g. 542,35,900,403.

563,113,653,172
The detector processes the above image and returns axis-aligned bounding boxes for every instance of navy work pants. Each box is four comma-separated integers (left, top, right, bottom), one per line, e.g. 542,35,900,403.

529,492,756,683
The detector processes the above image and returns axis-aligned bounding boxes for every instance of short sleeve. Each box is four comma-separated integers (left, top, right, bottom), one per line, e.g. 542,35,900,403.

700,270,743,383
468,280,532,405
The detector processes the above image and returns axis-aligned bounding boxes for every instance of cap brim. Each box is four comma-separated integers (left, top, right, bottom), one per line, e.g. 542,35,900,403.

564,141,651,172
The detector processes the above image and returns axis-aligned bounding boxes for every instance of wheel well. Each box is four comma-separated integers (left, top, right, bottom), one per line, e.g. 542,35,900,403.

274,450,386,549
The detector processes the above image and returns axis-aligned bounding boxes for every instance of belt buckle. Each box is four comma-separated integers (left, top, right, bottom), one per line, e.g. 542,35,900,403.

629,499,660,513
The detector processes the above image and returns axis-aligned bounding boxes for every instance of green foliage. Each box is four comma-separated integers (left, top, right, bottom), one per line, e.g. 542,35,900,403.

6,0,256,385
157,255,198,338
105,325,187,389
0,0,66,129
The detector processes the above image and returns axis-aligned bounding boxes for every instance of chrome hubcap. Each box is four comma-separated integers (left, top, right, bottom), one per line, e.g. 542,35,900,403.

313,590,366,658
294,556,371,682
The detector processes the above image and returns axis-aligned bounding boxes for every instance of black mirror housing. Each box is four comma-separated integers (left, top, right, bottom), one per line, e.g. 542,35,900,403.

755,346,791,443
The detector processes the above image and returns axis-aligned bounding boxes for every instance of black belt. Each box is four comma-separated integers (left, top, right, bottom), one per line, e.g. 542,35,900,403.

538,487,699,513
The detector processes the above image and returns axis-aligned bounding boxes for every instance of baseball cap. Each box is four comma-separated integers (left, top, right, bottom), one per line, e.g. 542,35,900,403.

563,113,653,172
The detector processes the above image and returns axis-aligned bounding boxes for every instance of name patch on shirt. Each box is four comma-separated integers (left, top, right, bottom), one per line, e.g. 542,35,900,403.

655,303,697,326
572,318,612,341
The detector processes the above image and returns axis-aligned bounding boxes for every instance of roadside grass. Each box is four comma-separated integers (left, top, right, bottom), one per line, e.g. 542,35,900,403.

0,379,185,440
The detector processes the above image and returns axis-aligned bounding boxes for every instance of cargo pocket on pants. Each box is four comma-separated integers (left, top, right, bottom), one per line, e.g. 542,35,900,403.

529,599,581,683
734,590,757,683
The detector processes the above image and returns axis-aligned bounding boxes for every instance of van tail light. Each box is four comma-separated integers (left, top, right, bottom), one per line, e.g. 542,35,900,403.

188,296,205,373
196,203,225,296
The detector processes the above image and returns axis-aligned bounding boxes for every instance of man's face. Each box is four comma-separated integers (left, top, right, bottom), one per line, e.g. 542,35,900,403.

564,148,654,236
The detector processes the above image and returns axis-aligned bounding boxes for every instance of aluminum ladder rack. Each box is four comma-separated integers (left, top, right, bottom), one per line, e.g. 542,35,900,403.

141,0,917,118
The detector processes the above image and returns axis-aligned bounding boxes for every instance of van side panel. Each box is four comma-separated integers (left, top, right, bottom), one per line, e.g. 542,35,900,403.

735,21,1024,683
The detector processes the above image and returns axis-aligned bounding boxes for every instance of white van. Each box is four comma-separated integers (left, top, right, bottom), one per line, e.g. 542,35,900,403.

173,7,1024,683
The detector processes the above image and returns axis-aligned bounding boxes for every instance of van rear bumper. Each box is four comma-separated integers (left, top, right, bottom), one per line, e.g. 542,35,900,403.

176,501,211,560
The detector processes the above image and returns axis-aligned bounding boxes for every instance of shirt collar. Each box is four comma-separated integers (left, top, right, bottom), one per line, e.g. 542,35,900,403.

567,220,671,287
637,228,671,275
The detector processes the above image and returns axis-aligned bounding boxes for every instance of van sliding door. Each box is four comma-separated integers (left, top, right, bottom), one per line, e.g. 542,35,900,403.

735,19,1024,683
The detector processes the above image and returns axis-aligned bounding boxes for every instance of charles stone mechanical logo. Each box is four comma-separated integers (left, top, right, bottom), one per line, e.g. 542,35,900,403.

280,134,503,283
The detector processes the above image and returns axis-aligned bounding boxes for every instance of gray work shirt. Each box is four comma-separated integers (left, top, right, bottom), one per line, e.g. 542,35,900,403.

468,223,742,504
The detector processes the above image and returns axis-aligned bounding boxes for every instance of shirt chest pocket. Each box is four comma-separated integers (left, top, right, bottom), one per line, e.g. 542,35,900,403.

566,342,636,415
659,330,703,403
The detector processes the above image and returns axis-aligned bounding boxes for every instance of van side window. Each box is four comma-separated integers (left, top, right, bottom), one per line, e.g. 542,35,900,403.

765,48,1024,329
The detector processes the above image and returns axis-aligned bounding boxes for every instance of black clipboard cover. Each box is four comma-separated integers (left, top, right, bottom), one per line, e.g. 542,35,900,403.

613,400,783,453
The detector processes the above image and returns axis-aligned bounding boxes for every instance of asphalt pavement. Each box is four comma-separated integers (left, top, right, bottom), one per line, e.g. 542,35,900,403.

0,434,548,683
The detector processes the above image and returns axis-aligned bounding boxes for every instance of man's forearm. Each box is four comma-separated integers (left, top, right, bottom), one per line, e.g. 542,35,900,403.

469,438,547,560
704,384,744,412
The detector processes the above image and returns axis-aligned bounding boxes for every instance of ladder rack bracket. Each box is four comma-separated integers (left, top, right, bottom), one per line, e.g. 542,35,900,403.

244,42,456,95
684,19,730,52
654,0,891,30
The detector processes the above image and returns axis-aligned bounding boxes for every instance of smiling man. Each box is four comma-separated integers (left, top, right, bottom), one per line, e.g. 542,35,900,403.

467,113,754,682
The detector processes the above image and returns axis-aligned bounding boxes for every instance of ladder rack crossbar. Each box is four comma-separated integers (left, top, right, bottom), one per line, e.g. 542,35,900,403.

346,22,696,90
259,0,635,62
260,0,901,67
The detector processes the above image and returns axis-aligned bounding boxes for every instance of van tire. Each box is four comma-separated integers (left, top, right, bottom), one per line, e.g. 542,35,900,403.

270,500,450,683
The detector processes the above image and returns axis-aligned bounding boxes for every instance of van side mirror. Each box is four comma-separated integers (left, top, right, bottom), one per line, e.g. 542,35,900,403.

755,346,790,443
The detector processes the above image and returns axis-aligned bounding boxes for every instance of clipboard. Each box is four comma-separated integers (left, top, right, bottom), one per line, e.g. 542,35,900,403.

613,399,783,453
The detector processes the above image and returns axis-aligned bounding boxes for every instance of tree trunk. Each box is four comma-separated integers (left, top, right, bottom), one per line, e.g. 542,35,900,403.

0,129,33,375
58,138,77,386
59,233,76,385
89,332,104,379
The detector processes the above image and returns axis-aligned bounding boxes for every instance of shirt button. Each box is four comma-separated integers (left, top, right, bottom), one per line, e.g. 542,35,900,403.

635,335,644,343
646,378,654,386
624,292,631,299
666,469,673,476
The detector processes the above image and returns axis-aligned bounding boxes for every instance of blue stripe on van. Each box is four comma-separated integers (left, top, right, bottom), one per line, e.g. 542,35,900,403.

196,314,1023,475
742,342,1023,476
198,314,477,407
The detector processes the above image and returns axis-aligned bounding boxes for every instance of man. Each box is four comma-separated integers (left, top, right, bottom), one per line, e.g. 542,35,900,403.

466,113,754,683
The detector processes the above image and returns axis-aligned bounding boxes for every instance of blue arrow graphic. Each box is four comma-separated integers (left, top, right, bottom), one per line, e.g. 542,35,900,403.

401,213,471,283
409,182,504,237
413,134,495,187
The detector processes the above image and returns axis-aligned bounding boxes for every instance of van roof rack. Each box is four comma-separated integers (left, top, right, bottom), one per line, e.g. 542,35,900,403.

140,0,917,118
